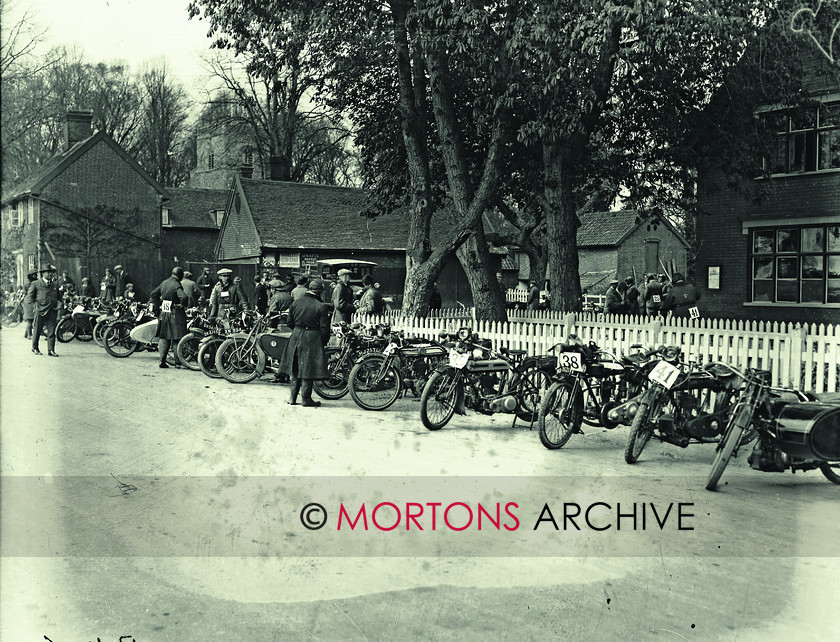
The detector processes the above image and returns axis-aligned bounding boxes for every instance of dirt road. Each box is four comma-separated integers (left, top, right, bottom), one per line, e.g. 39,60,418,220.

1,330,837,640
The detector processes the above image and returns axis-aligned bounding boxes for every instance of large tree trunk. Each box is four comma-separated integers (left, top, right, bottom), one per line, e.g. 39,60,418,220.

456,227,507,321
543,141,582,312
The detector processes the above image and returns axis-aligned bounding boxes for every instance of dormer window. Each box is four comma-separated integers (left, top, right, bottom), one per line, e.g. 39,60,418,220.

162,207,171,226
214,210,225,227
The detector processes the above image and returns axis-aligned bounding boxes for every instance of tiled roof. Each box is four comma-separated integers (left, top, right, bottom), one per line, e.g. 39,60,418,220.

576,210,641,247
166,188,228,229
1,137,93,204
240,179,411,251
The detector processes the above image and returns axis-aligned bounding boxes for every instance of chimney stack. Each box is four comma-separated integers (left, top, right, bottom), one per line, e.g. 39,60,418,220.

269,156,288,181
240,165,253,179
64,110,94,149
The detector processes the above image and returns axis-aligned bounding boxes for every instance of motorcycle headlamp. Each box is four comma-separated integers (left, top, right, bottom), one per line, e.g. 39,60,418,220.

472,347,484,359
662,346,681,362
457,327,471,341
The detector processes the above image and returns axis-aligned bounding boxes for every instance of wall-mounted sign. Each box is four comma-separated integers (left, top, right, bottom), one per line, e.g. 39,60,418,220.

277,251,300,268
708,266,720,290
301,253,319,270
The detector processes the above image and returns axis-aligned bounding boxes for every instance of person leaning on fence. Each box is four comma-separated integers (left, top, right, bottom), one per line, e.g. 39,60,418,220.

357,275,384,315
661,273,700,319
605,279,627,314
643,273,663,317
280,279,330,407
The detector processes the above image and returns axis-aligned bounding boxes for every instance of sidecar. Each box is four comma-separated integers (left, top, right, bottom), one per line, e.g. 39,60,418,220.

774,402,840,461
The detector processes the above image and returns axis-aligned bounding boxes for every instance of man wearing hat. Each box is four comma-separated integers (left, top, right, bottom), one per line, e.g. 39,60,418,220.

605,278,627,315
209,268,249,322
267,277,293,322
196,267,214,303
58,270,76,297
526,281,540,311
114,265,132,299
26,264,62,356
331,268,356,324
279,279,330,406
254,273,268,315
643,273,663,317
22,269,38,339
149,267,189,368
181,270,199,308
661,273,701,319
357,275,384,315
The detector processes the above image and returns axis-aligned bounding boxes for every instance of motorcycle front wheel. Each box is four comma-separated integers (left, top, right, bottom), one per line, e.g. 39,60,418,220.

216,338,260,383
103,323,138,358
420,370,459,430
93,320,109,347
176,333,201,370
197,337,225,378
56,316,77,343
624,391,662,464
819,462,840,485
706,403,753,490
314,349,351,400
537,380,583,449
1,306,22,327
348,353,401,411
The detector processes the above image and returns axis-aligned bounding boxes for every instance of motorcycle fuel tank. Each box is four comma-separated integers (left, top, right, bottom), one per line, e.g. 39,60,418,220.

258,331,291,359
775,402,840,461
466,359,510,373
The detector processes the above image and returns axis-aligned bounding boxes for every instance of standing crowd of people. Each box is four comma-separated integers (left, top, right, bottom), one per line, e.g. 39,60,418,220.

604,272,701,319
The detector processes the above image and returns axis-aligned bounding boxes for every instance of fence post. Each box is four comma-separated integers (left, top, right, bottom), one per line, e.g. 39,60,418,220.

563,312,575,340
790,324,807,390
651,318,662,348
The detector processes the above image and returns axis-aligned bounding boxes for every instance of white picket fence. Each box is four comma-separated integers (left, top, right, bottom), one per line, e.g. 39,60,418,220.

353,309,840,393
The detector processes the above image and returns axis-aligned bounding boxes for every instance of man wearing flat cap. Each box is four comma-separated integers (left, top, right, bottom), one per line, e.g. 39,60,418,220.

26,264,61,356
149,267,188,368
209,268,249,323
114,264,132,299
196,267,214,303
605,278,627,315
331,268,356,324
279,279,330,406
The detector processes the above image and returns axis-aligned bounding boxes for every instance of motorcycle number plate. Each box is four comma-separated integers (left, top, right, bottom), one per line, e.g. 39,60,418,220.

72,305,85,314
161,300,172,313
384,342,398,356
332,325,344,338
689,306,700,319
652,294,661,303
649,360,681,389
449,350,470,370
559,352,584,372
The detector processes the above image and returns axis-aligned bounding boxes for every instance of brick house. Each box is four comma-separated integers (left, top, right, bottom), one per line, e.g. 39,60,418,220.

694,52,840,324
215,175,473,306
508,210,689,294
0,111,168,297
160,187,228,266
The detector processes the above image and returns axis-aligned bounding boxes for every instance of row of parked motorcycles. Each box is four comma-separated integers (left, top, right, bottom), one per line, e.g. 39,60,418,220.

72,295,839,492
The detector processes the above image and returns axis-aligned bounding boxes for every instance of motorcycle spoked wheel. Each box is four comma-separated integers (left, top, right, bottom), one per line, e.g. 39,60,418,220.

420,369,459,430
215,338,260,383
197,337,225,378
819,462,840,485
176,334,201,370
103,323,138,358
56,317,77,343
348,353,401,411
1,307,23,327
624,391,664,464
537,380,584,450
705,403,755,490
514,367,553,423
93,320,110,347
314,350,351,400
75,319,94,342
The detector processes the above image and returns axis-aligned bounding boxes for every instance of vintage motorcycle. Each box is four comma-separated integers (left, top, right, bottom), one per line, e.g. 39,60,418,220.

419,327,555,430
313,322,389,400
705,366,840,490
175,308,218,370
537,337,656,450
214,311,291,383
347,325,450,411
624,346,744,464
101,303,175,365
56,296,102,343
197,311,254,378
93,298,135,347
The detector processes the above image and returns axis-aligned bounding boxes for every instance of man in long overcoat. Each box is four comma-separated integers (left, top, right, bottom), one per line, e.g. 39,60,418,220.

26,264,61,356
114,265,132,298
149,267,188,369
280,279,330,407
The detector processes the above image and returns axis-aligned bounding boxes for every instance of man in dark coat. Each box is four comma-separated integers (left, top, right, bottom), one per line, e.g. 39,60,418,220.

196,267,214,303
26,264,61,356
643,274,663,317
280,279,330,407
254,274,268,315
209,268,249,322
114,265,132,298
526,282,540,311
429,284,442,311
291,275,309,301
331,268,356,324
58,271,76,297
22,269,38,339
357,275,384,315
661,273,701,319
181,271,199,308
149,267,188,368
624,277,641,315
605,279,627,314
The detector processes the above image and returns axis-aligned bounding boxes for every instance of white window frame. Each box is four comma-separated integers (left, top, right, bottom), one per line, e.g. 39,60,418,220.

8,203,21,228
214,210,225,227
161,207,171,226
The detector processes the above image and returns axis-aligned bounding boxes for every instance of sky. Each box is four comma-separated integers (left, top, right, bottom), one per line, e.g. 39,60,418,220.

4,0,218,96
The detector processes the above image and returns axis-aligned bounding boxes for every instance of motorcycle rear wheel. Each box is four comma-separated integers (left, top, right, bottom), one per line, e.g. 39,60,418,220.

197,337,224,378
1,306,22,327
515,367,553,423
56,317,77,343
348,353,401,411
216,338,260,383
819,462,840,485
624,392,662,464
103,323,138,358
76,321,94,342
706,409,749,491
176,334,201,370
314,349,351,400
537,380,583,449
420,370,458,430
93,320,109,347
